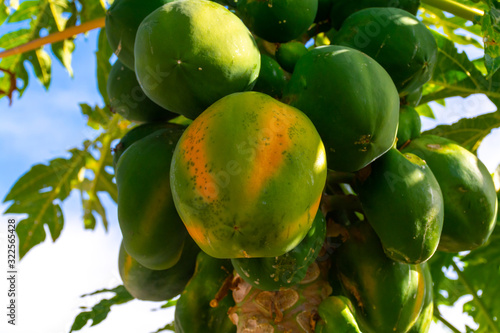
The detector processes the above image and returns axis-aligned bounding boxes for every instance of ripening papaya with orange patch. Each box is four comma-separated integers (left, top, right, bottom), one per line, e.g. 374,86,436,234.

170,92,327,259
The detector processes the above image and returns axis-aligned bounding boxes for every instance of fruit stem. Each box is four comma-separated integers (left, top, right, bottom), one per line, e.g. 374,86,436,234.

434,310,462,333
421,0,484,22
0,17,106,59
451,260,500,333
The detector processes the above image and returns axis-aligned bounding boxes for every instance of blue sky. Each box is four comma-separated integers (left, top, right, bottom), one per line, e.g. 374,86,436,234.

0,11,499,333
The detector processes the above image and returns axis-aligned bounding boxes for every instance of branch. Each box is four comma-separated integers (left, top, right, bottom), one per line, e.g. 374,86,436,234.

434,310,463,333
451,260,500,333
421,0,484,22
0,17,106,59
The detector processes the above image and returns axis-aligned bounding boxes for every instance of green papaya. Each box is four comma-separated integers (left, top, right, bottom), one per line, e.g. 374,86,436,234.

107,60,176,123
404,87,424,107
253,54,288,99
275,41,309,73
116,127,187,270
334,222,426,333
105,0,174,69
112,122,183,171
397,106,422,148
408,262,433,333
330,0,420,30
231,210,326,291
284,45,399,172
134,0,260,119
174,252,236,333
333,8,437,96
118,236,199,301
402,135,498,252
315,296,362,333
237,0,318,43
357,148,444,264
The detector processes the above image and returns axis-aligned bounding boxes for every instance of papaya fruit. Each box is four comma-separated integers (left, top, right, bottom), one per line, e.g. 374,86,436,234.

333,8,437,96
397,106,422,148
107,60,176,123
112,122,183,171
237,0,318,43
231,210,326,291
315,296,362,333
229,261,332,332
134,0,260,119
333,222,426,333
253,54,288,100
174,252,236,333
284,45,399,172
356,148,444,264
402,135,498,252
275,41,309,73
105,0,173,70
118,236,199,301
330,0,420,30
116,127,187,270
408,262,433,333
170,91,327,259
404,87,424,107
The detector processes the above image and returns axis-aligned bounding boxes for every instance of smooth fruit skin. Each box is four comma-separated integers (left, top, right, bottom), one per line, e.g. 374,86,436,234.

170,91,327,259
333,8,437,96
408,262,433,333
237,0,318,43
118,237,199,301
174,252,236,333
253,54,288,100
284,45,399,172
113,122,184,171
315,296,362,333
397,106,422,148
334,222,426,333
275,41,309,73
134,0,260,119
231,210,326,291
107,60,176,123
330,0,420,30
356,148,444,264
105,0,173,69
116,128,187,270
403,135,498,252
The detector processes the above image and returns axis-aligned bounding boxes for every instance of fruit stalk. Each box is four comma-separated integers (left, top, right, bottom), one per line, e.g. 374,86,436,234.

421,0,484,22
451,260,500,333
0,17,105,59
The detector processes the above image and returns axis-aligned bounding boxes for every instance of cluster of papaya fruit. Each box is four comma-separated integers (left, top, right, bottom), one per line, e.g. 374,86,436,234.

106,0,498,332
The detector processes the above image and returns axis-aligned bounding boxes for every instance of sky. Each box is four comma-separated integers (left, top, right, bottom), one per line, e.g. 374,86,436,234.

0,12,499,333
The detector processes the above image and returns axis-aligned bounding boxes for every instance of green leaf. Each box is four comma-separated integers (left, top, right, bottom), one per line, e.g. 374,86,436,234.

152,323,176,333
7,0,38,23
69,286,134,332
482,10,500,78
415,103,436,119
3,149,87,258
23,48,52,89
51,39,75,76
423,110,500,153
421,32,500,107
0,29,32,49
0,3,9,26
96,29,113,104
80,104,113,130
78,0,106,23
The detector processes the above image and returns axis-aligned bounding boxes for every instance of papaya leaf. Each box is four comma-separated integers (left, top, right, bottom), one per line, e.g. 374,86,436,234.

0,3,9,26
423,110,500,153
3,149,87,258
0,29,32,49
456,231,500,333
428,252,468,307
152,323,176,333
77,0,106,23
415,103,436,119
96,29,113,104
6,0,38,23
421,32,500,107
24,48,52,89
69,285,134,332
482,10,500,77
80,103,114,130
